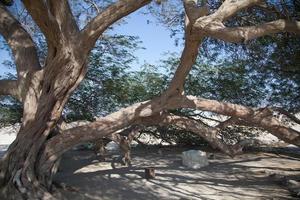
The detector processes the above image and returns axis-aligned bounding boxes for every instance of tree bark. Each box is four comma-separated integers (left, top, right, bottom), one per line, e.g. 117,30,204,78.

0,0,152,198
0,53,87,199
0,117,59,199
1,0,300,199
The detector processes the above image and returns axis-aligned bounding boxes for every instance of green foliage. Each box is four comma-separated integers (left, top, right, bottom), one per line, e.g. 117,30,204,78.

0,0,13,6
65,34,150,120
0,75,22,127
160,126,209,147
64,24,299,146
0,0,299,147
140,126,209,146
0,97,22,127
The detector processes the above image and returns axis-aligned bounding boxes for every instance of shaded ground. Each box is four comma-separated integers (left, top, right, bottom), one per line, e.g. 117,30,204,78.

54,147,300,200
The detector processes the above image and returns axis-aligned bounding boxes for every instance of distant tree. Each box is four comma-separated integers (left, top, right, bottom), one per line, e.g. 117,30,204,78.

0,0,299,199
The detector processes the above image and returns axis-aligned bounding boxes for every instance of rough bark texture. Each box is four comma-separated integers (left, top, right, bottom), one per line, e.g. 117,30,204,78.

0,1,152,199
0,0,299,199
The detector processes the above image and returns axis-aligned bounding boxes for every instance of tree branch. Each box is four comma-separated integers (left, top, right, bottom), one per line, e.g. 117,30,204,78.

166,0,205,94
0,5,41,81
22,0,80,56
191,0,300,43
271,107,300,125
184,0,209,23
0,79,19,99
46,0,79,39
22,0,61,46
198,19,300,43
210,0,263,22
39,98,163,169
84,0,101,13
142,112,243,156
169,95,300,146
79,0,151,52
166,36,202,94
39,93,300,173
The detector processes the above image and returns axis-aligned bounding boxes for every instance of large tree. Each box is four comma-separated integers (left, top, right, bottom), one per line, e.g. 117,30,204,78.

0,0,299,199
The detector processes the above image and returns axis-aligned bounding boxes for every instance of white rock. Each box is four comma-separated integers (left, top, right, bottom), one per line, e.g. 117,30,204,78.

105,141,120,152
0,124,20,158
0,124,19,145
182,150,209,169
130,140,139,147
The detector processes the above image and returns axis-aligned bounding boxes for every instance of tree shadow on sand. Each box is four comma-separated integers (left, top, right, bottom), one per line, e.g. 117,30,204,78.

54,149,300,199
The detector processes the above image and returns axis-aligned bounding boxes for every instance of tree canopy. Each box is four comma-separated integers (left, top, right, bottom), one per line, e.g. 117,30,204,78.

0,0,300,199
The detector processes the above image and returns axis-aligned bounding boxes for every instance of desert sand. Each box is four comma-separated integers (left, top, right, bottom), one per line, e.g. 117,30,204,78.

1,126,299,199
54,147,300,200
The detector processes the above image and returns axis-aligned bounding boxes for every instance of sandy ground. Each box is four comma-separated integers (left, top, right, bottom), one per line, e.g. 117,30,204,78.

54,147,300,200
0,128,299,199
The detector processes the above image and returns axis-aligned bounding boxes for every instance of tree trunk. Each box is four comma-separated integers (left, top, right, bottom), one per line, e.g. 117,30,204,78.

0,118,58,199
1,1,299,199
0,55,86,199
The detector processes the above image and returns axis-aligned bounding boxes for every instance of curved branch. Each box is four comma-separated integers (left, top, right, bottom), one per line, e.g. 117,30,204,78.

166,1,204,94
39,95,245,174
170,95,300,146
40,93,300,167
0,5,41,81
271,107,300,125
22,0,61,46
211,0,263,22
79,0,151,52
46,0,79,38
184,0,209,23
198,19,300,43
166,36,202,94
38,98,164,170
143,112,243,156
22,0,80,51
39,93,300,177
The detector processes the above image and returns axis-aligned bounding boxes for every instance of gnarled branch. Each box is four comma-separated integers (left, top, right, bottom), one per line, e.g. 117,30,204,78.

39,98,161,170
210,0,263,22
79,0,151,52
197,19,300,43
166,0,205,94
170,95,300,145
40,93,300,173
184,0,209,23
0,5,41,82
142,112,243,156
191,0,300,43
22,0,61,46
166,37,202,94
46,0,79,39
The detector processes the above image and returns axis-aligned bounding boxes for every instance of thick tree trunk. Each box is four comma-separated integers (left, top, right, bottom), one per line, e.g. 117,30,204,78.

0,55,86,199
0,120,57,199
1,1,299,199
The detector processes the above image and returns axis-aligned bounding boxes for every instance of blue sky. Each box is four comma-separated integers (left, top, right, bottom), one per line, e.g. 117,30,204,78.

0,49,13,76
0,7,182,76
112,8,182,67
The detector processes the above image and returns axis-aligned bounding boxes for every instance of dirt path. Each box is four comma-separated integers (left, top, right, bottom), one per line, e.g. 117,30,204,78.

54,148,300,200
